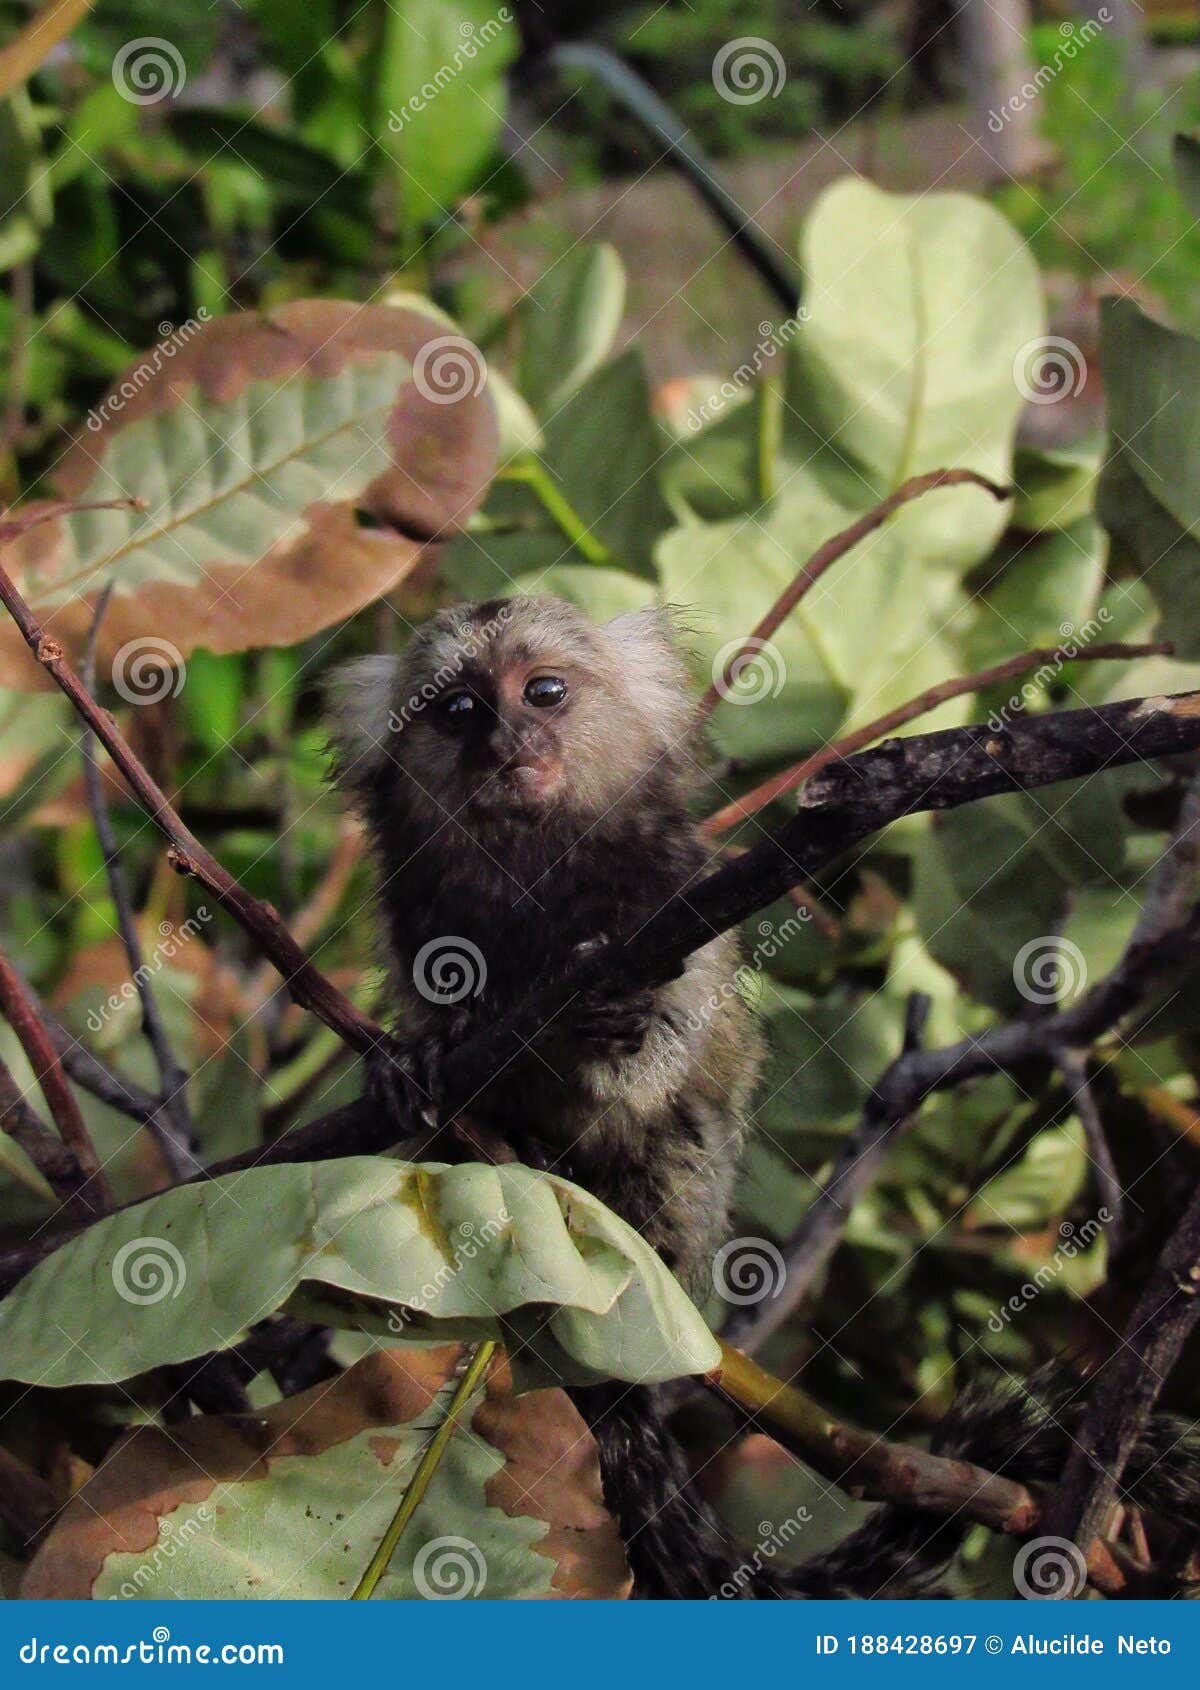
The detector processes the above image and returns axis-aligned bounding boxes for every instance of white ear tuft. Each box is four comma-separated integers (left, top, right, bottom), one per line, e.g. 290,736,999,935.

604,605,696,744
324,656,400,793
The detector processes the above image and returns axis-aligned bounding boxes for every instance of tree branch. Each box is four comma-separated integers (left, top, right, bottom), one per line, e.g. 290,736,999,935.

704,640,1171,834
697,469,1011,718
0,951,112,1212
442,690,1200,1116
81,588,199,1181
725,772,1200,1350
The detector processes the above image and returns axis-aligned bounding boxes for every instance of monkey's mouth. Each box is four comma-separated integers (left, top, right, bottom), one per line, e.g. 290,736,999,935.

483,752,561,806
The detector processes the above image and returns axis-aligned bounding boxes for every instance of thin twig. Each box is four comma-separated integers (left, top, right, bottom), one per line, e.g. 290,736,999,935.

0,950,112,1211
0,520,403,1089
81,586,199,1181
697,469,1012,718
704,640,1171,834
1059,1051,1124,1257
0,1051,91,1216
352,1340,497,1599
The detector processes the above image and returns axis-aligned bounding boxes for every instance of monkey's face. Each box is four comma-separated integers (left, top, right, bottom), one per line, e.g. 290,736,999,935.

380,597,696,824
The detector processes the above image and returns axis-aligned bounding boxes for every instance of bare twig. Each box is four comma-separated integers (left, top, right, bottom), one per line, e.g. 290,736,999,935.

0,950,112,1211
0,523,408,1096
81,587,199,1181
697,469,1012,719
0,1052,92,1217
705,1340,1039,1533
1059,1051,1123,1256
704,640,1171,834
242,821,365,1019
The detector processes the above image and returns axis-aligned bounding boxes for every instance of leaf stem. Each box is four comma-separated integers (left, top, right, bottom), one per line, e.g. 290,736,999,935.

501,459,614,566
351,1340,497,1601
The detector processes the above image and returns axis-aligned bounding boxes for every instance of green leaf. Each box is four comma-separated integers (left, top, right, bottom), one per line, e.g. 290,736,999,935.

0,301,497,683
1011,444,1099,533
797,178,1043,502
373,0,516,238
24,1348,630,1600
518,244,626,416
1097,295,1200,658
1173,132,1200,220
0,1158,719,1391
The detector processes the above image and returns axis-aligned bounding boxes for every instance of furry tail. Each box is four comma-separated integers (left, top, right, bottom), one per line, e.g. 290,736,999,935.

572,1370,1200,1600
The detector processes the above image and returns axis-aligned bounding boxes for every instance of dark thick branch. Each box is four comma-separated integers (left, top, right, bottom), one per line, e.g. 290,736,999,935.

1041,1180,1200,1560
726,775,1200,1347
442,691,1200,1115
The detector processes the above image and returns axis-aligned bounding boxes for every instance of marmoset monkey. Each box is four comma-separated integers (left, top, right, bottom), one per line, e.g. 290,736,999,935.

330,594,762,1295
331,595,1200,1600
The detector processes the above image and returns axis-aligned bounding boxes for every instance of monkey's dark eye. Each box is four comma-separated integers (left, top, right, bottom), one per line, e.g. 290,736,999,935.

523,675,567,709
441,689,476,719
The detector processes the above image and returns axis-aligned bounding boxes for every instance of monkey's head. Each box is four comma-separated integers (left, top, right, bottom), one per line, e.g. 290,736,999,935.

328,595,697,825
